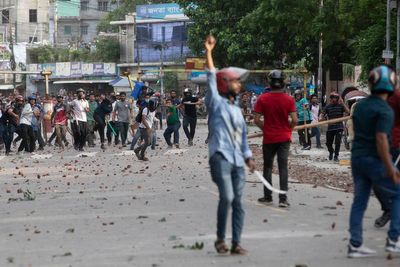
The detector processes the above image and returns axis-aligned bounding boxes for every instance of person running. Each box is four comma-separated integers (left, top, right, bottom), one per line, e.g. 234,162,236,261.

294,90,311,150
320,92,349,161
309,94,322,148
18,96,36,153
254,70,298,208
348,65,400,258
163,98,181,149
181,88,200,146
205,35,256,255
94,94,112,150
70,88,89,151
134,97,159,161
86,93,98,147
51,95,69,149
113,92,131,147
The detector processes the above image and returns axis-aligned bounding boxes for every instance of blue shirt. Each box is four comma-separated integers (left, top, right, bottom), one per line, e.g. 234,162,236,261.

205,69,252,167
352,95,394,158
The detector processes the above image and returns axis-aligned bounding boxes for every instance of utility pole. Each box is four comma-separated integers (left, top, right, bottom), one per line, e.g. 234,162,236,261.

160,26,165,96
385,0,393,65
317,0,323,102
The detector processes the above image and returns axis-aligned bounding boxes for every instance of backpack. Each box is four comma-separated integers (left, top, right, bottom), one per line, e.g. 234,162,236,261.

135,107,149,123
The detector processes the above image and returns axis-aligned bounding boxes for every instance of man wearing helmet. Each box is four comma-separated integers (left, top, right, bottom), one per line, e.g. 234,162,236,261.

320,92,349,161
134,97,159,161
254,70,298,208
69,88,89,151
348,65,400,257
205,36,255,255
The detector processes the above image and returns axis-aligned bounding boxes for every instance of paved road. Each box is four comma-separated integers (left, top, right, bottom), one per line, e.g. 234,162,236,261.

0,125,398,267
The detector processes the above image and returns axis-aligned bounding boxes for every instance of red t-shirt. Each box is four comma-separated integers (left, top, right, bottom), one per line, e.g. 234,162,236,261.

254,92,296,144
388,90,400,149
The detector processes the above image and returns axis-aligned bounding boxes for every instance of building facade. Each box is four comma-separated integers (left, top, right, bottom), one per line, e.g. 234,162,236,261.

50,0,122,46
0,0,50,44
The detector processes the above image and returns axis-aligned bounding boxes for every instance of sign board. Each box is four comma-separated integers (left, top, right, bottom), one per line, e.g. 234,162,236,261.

137,3,187,20
382,50,394,59
185,57,206,70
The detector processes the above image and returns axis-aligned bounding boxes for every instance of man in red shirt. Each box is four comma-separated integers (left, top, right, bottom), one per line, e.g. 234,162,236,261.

254,70,298,207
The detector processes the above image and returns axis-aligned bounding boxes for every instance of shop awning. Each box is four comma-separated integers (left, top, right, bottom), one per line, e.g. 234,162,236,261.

53,80,113,84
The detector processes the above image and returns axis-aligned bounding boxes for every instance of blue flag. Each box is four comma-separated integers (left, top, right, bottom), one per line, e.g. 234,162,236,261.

131,81,145,100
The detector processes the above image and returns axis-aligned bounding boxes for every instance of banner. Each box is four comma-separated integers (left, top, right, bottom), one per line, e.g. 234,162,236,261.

70,62,81,77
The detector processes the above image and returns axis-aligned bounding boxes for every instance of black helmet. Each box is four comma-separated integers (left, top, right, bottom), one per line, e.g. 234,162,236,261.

183,88,192,96
268,70,285,88
148,97,159,112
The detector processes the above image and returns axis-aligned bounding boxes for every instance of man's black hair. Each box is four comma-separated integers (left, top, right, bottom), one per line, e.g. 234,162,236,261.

310,94,318,98
120,92,126,96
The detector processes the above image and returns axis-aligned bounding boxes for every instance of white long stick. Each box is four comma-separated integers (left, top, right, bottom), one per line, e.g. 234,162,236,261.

253,170,287,195
395,154,400,166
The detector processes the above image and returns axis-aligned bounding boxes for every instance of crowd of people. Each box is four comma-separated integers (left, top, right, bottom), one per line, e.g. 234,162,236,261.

0,86,204,161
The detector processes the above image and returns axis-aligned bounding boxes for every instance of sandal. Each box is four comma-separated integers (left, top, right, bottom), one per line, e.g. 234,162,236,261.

230,243,248,255
214,239,229,254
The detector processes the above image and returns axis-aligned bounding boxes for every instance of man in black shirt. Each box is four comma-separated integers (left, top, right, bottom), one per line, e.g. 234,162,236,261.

320,92,349,161
1,95,24,155
181,88,201,146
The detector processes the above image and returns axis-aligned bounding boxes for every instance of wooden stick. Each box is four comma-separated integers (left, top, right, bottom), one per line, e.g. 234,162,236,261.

247,116,351,139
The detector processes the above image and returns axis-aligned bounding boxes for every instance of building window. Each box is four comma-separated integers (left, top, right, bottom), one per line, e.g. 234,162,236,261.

64,25,72,35
29,9,37,23
2,10,9,24
81,25,88,35
81,1,89,11
98,1,108,11
29,37,38,43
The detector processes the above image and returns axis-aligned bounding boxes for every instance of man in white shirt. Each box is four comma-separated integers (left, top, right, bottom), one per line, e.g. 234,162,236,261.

70,88,89,151
134,97,158,161
18,96,36,153
310,94,322,148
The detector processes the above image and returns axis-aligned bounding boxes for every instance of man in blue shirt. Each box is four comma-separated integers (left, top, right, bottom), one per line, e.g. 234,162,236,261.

348,65,400,258
205,35,256,256
294,90,312,150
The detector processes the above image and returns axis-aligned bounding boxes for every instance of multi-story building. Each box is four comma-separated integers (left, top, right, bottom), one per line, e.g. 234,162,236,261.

50,0,122,46
0,0,50,44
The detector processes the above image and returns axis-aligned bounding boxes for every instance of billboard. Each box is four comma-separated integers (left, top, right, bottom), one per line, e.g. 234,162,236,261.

136,3,187,20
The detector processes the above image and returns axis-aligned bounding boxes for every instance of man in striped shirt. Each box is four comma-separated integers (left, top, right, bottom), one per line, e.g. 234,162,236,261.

320,92,349,161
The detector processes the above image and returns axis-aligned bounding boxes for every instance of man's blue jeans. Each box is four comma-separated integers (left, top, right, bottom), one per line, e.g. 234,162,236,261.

163,122,181,146
209,152,245,243
130,129,141,150
350,156,400,247
310,127,321,147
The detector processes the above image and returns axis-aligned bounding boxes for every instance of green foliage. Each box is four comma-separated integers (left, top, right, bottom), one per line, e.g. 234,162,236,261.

28,38,120,63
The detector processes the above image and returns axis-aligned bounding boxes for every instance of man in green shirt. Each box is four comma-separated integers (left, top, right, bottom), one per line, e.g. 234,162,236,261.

87,93,98,147
163,98,181,148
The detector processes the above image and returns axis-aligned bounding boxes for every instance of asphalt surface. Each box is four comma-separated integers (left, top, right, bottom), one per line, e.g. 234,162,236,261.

0,124,399,267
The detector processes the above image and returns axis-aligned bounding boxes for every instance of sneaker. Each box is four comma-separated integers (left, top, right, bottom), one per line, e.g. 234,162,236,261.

100,144,106,150
316,145,323,149
302,146,311,150
348,244,376,258
374,211,391,228
258,197,273,205
386,238,400,253
175,144,180,149
334,156,339,162
329,153,333,160
142,157,149,161
167,145,173,149
279,200,290,208
188,140,193,146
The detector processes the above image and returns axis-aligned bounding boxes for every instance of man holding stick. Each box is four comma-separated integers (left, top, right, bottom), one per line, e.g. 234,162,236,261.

294,90,311,150
205,35,255,255
254,71,298,207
